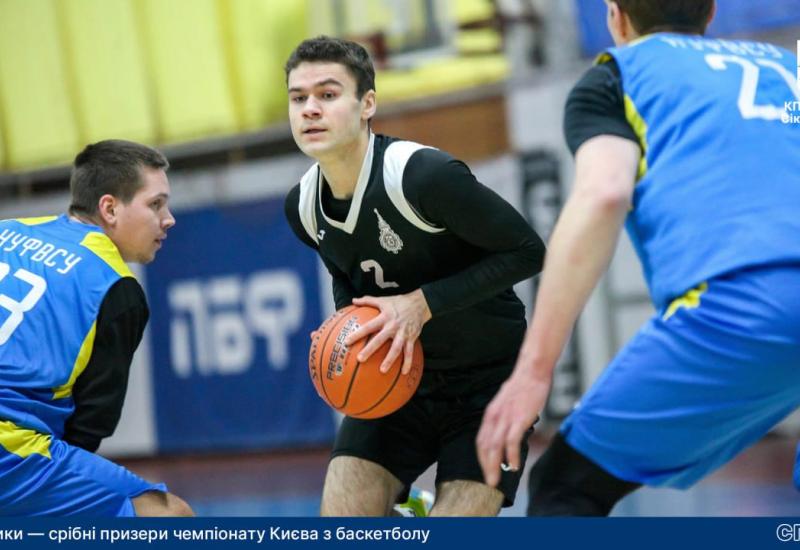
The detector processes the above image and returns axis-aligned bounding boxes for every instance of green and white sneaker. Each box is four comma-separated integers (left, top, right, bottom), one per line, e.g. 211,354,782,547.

393,487,434,517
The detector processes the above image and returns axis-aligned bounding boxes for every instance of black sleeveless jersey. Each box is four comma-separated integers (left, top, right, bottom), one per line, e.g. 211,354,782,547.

285,133,544,370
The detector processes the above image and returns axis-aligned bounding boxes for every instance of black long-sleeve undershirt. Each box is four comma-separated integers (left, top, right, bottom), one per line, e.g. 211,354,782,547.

405,153,544,316
563,59,640,155
63,277,148,452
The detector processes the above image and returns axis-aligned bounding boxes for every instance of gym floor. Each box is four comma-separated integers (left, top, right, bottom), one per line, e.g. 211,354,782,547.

119,433,800,517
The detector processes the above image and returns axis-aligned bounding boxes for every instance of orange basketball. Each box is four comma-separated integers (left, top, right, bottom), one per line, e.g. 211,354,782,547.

308,305,424,419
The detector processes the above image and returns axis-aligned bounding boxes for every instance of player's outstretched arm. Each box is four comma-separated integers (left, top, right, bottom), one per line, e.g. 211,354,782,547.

344,290,432,375
477,135,639,487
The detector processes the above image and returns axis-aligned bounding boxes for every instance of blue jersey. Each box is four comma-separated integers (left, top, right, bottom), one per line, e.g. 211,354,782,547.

603,34,800,309
0,215,133,441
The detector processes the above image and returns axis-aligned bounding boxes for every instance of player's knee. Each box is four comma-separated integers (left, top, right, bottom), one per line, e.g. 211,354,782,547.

165,494,194,517
133,491,194,517
321,456,403,516
429,480,503,517
527,434,640,517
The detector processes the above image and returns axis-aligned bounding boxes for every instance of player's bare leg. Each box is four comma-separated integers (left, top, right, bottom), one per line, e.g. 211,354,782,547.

429,480,503,516
133,491,194,517
321,456,404,516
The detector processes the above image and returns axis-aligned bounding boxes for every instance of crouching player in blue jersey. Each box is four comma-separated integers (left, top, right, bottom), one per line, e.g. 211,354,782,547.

478,0,800,515
0,140,193,516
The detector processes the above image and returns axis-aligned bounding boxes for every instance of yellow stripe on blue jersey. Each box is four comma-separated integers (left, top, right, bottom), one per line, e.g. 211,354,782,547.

15,216,58,226
0,420,52,459
662,282,708,321
53,321,97,399
622,94,649,180
80,231,134,279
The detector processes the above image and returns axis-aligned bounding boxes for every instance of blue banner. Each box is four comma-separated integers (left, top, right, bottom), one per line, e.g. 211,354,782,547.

1,517,799,549
574,0,800,56
144,198,335,452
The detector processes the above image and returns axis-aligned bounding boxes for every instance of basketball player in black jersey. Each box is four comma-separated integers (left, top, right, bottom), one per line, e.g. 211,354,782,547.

283,36,545,516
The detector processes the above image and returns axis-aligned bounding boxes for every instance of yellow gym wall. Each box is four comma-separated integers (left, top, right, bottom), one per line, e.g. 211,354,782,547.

0,0,505,172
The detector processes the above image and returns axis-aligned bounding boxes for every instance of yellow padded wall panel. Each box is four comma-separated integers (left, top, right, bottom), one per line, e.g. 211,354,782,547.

453,0,493,23
222,0,309,129
0,0,79,169
137,0,238,143
58,0,156,145
377,54,508,103
0,119,6,170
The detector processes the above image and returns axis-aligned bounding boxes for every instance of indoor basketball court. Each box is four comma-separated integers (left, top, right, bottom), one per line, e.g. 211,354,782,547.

1,0,799,520
117,434,800,517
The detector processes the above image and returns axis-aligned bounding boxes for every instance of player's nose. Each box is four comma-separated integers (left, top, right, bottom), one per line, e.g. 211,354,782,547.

303,96,322,117
162,208,176,230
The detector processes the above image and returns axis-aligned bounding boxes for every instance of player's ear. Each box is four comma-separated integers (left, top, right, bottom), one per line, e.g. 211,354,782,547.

97,194,119,226
361,89,377,122
606,1,632,44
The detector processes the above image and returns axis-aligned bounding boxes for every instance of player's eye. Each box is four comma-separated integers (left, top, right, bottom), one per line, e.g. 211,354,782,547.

290,95,306,103
322,91,338,100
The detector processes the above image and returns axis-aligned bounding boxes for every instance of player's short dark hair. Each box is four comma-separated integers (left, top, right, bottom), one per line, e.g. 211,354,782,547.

69,140,169,218
613,0,714,35
284,36,376,99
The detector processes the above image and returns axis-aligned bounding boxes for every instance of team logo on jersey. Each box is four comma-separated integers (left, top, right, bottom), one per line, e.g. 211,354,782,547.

374,209,403,254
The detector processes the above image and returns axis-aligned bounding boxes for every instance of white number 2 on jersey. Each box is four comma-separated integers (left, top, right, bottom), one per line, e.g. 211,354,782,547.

360,259,399,289
0,262,47,345
705,53,800,120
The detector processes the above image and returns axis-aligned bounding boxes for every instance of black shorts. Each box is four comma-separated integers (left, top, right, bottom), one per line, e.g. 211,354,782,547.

331,359,532,507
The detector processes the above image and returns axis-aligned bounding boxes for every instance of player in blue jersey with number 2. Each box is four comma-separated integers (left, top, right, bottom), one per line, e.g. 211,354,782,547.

478,0,800,515
0,140,192,516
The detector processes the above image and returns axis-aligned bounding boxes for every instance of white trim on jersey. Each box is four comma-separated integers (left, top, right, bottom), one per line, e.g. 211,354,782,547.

297,165,320,245
383,141,446,234
319,132,375,234
296,133,376,243
297,134,446,241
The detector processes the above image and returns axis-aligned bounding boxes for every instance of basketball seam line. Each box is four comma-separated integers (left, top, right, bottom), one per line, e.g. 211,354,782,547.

317,306,353,408
341,333,372,410
349,347,403,417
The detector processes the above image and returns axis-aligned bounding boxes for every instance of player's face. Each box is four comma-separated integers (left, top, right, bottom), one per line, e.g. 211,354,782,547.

110,167,176,264
287,62,375,160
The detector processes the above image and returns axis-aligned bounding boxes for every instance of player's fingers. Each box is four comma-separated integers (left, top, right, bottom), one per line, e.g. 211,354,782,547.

476,429,490,471
503,425,523,474
400,340,415,375
351,295,378,307
476,402,497,450
357,328,390,362
380,336,405,374
477,408,504,487
480,446,502,488
345,316,384,345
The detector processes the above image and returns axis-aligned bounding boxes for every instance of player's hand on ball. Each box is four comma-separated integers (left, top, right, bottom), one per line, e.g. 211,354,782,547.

344,289,432,375
477,370,550,487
